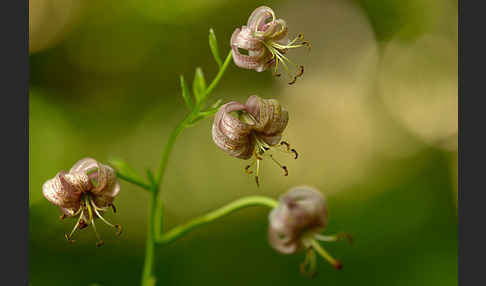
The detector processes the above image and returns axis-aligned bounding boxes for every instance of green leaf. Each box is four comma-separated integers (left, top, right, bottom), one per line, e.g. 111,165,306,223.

108,158,151,191
179,75,193,110
209,28,222,67
192,67,207,103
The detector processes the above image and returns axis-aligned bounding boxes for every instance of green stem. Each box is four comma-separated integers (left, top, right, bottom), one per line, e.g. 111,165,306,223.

140,50,233,286
157,196,278,244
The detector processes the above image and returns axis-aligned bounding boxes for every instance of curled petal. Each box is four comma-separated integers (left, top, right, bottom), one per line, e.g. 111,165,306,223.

93,180,120,208
247,6,275,33
212,102,256,159
42,171,82,213
264,19,288,40
245,96,289,146
231,29,272,72
231,26,264,51
268,186,327,254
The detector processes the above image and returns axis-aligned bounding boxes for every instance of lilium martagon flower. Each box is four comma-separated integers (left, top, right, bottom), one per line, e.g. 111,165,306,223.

268,186,352,276
212,95,299,187
42,158,122,247
231,6,310,85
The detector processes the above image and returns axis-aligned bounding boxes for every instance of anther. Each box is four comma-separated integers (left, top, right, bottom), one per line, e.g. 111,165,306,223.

115,225,123,236
245,165,253,174
110,204,117,213
65,233,75,244
283,166,288,176
59,214,67,220
96,240,105,247
255,176,260,187
291,149,299,159
280,141,290,151
79,220,88,229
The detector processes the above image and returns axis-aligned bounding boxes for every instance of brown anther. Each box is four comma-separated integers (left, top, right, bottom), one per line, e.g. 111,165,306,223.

337,233,353,245
245,165,253,174
96,240,105,247
115,224,123,236
282,166,288,176
280,141,290,151
59,214,67,220
65,234,75,244
78,220,88,230
333,261,343,270
255,176,260,188
110,204,117,213
291,149,299,159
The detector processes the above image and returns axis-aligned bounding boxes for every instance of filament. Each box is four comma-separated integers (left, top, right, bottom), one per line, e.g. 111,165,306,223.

309,239,342,270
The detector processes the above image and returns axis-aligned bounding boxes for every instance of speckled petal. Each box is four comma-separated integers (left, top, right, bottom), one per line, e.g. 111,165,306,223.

42,171,82,213
231,26,264,51
212,102,256,159
245,96,289,146
231,29,271,72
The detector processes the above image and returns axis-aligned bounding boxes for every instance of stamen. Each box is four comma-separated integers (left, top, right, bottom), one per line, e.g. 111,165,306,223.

315,233,353,244
291,149,299,159
64,209,85,244
85,196,104,247
300,248,317,277
245,164,253,174
280,141,290,151
110,204,117,213
309,239,342,270
59,214,67,220
255,156,261,188
90,198,122,236
269,155,288,176
288,66,304,85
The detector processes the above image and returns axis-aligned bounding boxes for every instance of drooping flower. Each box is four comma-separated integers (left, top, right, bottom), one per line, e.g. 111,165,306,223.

42,158,122,246
212,95,298,186
231,6,310,84
268,186,352,276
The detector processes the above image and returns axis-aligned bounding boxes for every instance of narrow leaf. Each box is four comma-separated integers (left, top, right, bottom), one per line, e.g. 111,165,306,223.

180,75,193,110
192,67,207,103
209,28,222,67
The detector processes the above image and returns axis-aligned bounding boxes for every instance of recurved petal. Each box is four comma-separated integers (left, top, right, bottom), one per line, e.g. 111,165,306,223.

268,204,300,254
247,6,275,33
93,180,120,208
91,163,118,194
69,157,99,173
264,19,288,40
245,96,289,146
231,30,271,72
212,102,256,159
231,26,264,51
42,171,82,212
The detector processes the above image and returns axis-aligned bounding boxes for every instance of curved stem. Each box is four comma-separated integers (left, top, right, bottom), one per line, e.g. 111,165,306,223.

157,196,278,244
141,50,232,286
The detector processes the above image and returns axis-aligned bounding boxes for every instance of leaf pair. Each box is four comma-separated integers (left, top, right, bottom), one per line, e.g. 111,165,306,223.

180,68,206,111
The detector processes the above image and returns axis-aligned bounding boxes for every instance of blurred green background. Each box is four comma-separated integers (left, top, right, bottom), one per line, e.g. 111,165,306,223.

29,0,458,285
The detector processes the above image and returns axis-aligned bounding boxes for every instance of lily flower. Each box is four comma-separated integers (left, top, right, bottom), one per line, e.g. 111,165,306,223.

212,95,298,186
42,158,122,247
231,6,310,84
268,186,352,276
